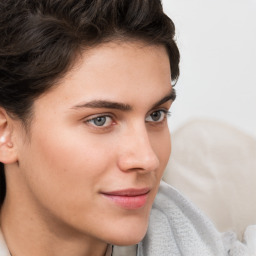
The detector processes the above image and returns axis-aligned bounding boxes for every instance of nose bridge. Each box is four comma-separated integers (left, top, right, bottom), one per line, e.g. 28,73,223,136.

117,122,160,172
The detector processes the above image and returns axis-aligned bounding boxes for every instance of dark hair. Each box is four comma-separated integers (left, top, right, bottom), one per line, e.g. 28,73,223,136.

0,0,180,206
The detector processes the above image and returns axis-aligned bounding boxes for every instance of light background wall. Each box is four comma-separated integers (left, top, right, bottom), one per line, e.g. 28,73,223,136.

162,0,256,138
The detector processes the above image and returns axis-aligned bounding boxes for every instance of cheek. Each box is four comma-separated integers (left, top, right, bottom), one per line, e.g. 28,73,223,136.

19,127,112,204
33,132,109,185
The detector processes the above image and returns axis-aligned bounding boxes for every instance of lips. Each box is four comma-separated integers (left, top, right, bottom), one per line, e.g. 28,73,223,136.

101,188,150,209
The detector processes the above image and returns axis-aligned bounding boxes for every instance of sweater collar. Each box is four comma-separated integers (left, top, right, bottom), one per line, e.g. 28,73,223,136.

0,229,11,256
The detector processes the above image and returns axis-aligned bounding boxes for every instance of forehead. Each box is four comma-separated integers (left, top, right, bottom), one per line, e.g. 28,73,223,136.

34,41,171,113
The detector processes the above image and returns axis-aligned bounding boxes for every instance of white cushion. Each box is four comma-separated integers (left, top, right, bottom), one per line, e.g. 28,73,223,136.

163,119,256,240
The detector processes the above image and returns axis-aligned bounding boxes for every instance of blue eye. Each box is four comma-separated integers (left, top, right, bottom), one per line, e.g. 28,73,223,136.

145,110,169,123
87,116,112,127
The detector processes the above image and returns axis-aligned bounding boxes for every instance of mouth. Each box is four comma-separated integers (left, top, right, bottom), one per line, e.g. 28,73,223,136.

101,188,150,209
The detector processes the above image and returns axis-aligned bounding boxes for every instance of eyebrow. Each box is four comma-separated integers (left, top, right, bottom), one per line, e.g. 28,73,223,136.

71,88,176,111
151,88,176,109
72,100,132,111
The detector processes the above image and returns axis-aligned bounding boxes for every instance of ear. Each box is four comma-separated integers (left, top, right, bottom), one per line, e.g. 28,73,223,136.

0,108,18,164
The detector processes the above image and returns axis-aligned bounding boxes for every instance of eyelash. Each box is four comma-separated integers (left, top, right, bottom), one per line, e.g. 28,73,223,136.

84,109,171,130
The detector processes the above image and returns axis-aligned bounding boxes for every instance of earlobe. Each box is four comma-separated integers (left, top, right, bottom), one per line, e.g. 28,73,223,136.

0,108,18,164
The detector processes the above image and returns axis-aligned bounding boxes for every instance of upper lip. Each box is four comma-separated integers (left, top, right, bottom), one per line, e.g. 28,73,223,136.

101,188,150,196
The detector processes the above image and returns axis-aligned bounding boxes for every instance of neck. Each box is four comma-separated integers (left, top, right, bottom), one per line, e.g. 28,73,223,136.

0,190,108,256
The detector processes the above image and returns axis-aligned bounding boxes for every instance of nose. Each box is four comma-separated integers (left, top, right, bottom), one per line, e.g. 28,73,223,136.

117,125,160,173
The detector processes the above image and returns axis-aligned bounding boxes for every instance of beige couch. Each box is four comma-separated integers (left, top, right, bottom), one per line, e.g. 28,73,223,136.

163,119,256,240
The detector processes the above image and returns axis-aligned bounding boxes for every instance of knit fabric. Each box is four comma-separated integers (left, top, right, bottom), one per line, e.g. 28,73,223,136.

137,181,256,256
138,181,226,255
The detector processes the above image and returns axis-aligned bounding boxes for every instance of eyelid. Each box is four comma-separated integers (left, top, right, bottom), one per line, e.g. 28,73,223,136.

148,108,171,117
83,112,114,121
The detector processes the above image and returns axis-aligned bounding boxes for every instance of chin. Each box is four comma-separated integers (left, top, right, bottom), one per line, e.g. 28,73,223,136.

110,232,147,246
105,219,149,246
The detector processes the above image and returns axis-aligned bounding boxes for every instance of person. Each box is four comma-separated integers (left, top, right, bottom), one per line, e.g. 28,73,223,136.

0,0,237,255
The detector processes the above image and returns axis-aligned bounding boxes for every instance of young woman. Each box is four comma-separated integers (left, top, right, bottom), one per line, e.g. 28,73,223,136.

0,0,229,255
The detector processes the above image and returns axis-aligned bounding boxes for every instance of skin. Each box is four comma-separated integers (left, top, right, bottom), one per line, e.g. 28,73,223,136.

0,41,174,256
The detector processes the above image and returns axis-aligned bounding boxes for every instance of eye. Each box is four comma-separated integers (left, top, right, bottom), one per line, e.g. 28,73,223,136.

145,110,169,123
86,115,113,127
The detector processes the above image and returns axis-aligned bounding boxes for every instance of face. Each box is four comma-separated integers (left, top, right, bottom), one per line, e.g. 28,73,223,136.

13,42,173,246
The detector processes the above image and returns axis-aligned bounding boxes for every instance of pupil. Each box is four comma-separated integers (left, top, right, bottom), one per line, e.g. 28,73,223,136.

94,117,106,126
151,111,160,121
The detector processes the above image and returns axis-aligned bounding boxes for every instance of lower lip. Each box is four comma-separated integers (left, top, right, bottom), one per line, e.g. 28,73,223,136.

102,193,149,209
